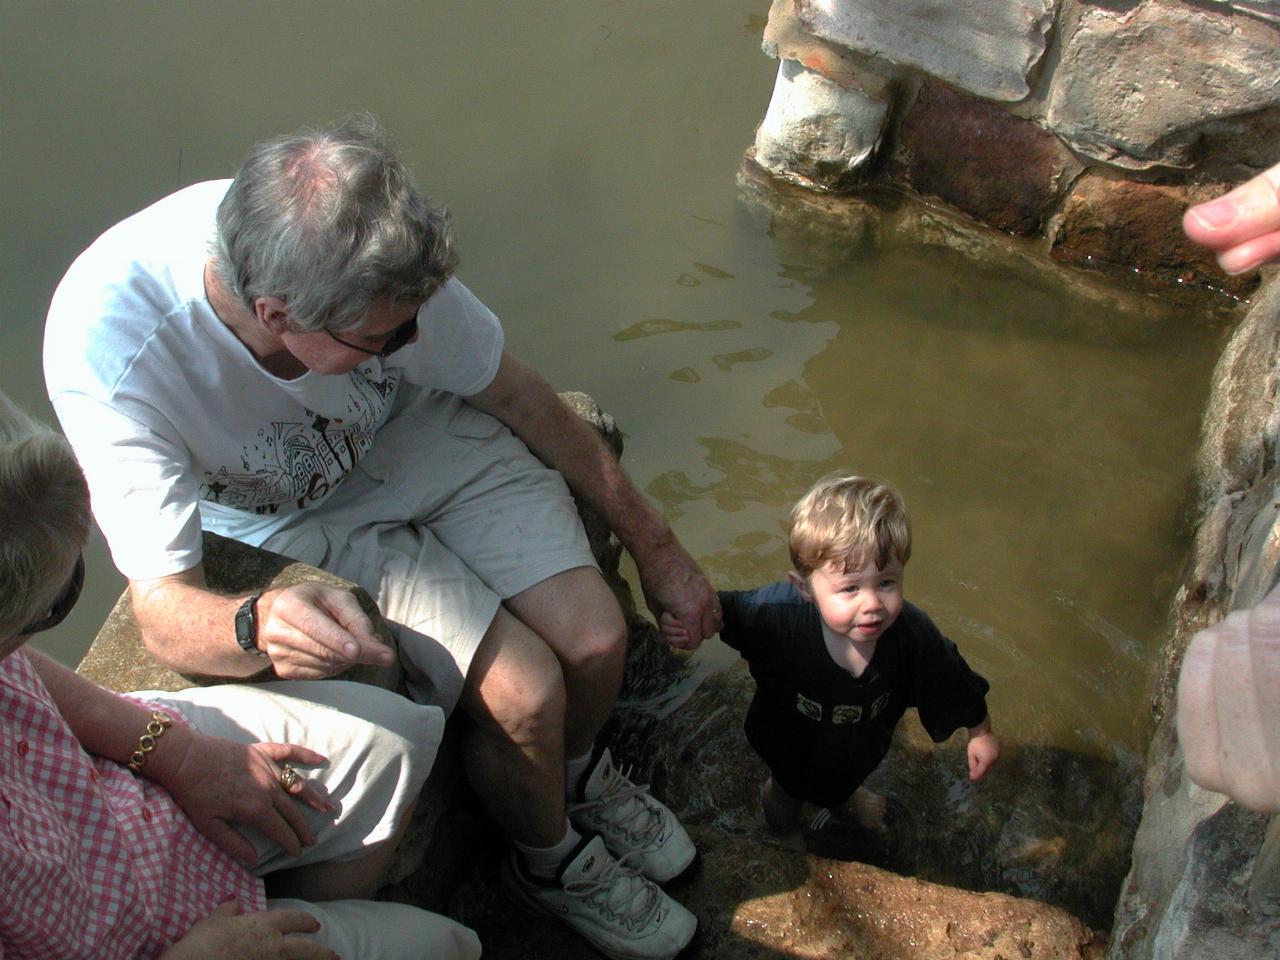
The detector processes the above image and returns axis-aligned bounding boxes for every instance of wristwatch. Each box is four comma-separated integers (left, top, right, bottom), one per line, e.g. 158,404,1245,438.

234,592,265,654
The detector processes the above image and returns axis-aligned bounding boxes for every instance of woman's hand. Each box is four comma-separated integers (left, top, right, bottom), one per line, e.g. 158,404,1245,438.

158,901,337,960
156,727,335,865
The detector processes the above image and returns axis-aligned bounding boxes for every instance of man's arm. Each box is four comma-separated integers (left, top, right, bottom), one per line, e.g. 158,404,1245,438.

131,566,395,680
465,351,721,648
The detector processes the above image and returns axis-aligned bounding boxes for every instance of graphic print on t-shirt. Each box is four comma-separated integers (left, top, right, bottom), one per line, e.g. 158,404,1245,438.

199,370,398,515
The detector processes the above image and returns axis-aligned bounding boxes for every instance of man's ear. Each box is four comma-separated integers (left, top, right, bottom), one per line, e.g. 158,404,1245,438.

254,296,293,334
788,570,814,602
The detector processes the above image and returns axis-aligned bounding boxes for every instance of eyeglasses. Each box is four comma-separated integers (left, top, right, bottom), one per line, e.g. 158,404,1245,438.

22,554,85,635
325,312,419,358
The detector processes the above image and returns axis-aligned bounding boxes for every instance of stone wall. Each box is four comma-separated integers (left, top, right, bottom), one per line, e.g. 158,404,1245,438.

751,0,1279,300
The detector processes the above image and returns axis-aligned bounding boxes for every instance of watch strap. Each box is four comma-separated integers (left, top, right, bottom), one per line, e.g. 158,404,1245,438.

234,592,265,654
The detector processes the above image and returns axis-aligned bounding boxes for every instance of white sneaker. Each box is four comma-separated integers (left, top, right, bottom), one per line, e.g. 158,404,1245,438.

501,834,697,960
569,748,696,883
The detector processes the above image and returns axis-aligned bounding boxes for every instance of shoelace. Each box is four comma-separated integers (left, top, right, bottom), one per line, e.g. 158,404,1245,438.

569,765,665,847
563,849,663,931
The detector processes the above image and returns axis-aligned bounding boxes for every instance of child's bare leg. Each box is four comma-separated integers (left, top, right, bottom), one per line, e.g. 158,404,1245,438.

837,786,887,832
760,776,804,834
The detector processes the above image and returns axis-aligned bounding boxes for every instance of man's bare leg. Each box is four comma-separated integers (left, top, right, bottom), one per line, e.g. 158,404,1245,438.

458,605,571,846
503,566,627,762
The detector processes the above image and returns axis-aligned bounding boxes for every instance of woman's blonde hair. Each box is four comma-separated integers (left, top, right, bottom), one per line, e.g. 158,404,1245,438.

0,392,90,638
789,474,911,576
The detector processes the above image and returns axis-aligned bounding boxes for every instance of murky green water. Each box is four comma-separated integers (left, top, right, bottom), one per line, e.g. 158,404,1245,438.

2,0,1232,921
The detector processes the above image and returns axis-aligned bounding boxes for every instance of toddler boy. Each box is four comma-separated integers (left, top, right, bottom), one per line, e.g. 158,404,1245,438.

665,474,999,832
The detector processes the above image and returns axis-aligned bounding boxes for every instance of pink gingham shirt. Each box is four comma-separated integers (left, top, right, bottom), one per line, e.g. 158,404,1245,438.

0,649,266,959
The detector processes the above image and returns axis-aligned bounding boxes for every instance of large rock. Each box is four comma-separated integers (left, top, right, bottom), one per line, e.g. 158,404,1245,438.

1196,278,1280,505
753,59,889,190
888,80,1082,236
796,0,1055,102
761,0,892,92
1046,1,1280,171
1112,276,1280,959
1050,173,1262,298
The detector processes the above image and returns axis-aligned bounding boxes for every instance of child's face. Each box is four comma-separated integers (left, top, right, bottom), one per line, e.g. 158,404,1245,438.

792,557,905,646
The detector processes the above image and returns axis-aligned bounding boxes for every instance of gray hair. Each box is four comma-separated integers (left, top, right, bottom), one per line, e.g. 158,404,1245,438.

211,114,459,332
0,392,91,640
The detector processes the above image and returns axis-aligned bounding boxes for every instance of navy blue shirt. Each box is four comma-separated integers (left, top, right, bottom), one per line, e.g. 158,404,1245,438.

717,581,990,805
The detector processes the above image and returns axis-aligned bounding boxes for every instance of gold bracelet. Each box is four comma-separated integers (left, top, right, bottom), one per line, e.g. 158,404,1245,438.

127,711,173,774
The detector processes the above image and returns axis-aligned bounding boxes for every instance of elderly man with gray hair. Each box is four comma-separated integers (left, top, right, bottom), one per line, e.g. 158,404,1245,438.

44,115,715,960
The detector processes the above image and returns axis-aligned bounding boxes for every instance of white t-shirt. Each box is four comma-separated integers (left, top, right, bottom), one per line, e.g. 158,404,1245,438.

44,180,504,581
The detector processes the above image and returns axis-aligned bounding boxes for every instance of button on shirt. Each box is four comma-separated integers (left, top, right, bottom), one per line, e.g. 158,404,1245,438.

0,650,265,959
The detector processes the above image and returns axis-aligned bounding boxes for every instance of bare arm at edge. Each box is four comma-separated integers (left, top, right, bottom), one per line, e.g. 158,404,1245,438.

130,565,394,680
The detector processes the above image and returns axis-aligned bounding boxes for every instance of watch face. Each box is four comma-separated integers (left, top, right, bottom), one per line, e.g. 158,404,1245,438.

235,595,260,652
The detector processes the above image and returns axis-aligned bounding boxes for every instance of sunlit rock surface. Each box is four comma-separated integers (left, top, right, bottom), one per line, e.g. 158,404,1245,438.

1046,1,1280,171
753,59,889,190
796,0,1055,103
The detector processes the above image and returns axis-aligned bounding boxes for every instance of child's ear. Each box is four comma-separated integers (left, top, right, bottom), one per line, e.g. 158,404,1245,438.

789,570,814,602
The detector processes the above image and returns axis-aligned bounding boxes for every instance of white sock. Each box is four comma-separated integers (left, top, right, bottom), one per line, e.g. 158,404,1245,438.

515,821,582,880
565,749,595,801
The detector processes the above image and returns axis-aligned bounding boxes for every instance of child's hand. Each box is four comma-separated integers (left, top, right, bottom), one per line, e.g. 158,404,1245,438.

966,719,1000,781
658,611,695,649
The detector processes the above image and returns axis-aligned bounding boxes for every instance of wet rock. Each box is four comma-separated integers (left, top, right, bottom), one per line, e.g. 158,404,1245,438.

1196,277,1280,504
888,81,1082,236
752,59,889,191
1049,173,1262,298
795,0,1055,103
1046,1,1280,171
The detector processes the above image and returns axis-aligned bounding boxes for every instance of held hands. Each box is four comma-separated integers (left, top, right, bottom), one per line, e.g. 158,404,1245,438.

1183,160,1280,275
634,537,721,651
158,901,337,960
966,719,1000,782
258,582,396,680
156,725,335,866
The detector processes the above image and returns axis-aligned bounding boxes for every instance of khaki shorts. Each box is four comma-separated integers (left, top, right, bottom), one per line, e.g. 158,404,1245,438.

263,386,597,713
141,681,479,960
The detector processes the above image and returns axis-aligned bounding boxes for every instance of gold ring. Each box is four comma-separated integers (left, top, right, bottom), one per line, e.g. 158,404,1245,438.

279,763,299,791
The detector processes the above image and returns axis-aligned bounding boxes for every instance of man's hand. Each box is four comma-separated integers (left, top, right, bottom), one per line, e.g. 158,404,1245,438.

258,582,397,680
1177,584,1280,814
634,538,721,650
156,726,335,865
966,718,1000,782
1183,161,1280,275
159,901,336,960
